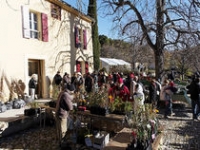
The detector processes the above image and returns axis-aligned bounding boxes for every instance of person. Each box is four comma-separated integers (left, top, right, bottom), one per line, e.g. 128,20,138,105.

115,77,130,102
52,71,63,100
148,78,159,109
84,72,93,93
92,71,99,92
155,79,161,108
161,79,174,118
53,71,62,85
133,84,145,113
73,72,84,92
55,83,75,146
129,75,137,101
188,77,200,120
28,74,37,100
62,72,71,89
98,71,106,89
53,71,62,90
71,72,77,84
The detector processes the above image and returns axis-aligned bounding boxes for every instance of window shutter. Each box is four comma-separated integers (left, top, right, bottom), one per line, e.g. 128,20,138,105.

83,29,87,49
41,13,48,42
21,5,30,39
74,26,79,48
85,61,89,73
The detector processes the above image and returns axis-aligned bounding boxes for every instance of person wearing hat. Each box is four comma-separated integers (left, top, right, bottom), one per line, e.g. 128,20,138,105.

55,83,75,146
115,77,130,102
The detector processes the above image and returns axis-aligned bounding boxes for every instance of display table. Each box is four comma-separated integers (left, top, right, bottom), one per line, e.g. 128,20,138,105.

76,110,125,132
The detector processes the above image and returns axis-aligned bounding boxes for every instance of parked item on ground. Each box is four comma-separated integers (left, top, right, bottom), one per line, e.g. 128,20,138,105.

5,101,13,110
13,99,26,109
0,102,7,113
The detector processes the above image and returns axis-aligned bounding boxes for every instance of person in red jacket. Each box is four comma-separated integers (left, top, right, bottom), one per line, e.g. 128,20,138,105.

115,78,130,102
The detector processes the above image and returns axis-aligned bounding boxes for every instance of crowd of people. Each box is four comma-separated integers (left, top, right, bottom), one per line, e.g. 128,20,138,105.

53,69,200,146
25,66,200,149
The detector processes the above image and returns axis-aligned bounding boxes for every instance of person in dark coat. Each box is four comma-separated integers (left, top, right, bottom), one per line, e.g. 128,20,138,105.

188,77,200,120
148,78,159,109
52,71,63,100
62,72,71,89
84,72,93,93
55,84,75,146
53,71,62,86
28,74,37,100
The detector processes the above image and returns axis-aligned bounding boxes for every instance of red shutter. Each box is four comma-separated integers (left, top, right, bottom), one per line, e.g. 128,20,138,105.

83,29,87,49
21,5,30,39
41,13,48,42
75,26,79,48
85,61,89,73
76,61,81,72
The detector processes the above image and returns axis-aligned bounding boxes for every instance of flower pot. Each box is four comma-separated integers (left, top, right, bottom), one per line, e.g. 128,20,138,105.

24,108,40,116
126,139,152,150
90,106,109,116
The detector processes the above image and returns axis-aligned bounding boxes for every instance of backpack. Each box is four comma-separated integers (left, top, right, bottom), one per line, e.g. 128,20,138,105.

13,99,25,109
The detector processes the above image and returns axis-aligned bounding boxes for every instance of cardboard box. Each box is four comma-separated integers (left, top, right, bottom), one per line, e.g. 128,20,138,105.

93,131,109,150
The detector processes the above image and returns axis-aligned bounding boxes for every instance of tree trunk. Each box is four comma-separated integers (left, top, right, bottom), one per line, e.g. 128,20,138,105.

155,0,165,80
155,50,164,80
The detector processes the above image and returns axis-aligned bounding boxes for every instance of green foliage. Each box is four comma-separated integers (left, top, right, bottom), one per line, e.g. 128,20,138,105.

99,35,109,46
86,89,108,108
110,96,132,112
88,0,100,70
28,101,39,108
131,104,159,142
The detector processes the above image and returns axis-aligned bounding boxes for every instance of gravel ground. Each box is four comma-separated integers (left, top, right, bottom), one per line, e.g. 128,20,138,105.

157,103,200,150
0,126,60,150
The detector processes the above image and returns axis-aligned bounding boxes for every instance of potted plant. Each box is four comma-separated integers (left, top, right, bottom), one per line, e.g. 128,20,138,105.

24,101,40,116
109,97,133,115
126,104,160,150
86,88,109,116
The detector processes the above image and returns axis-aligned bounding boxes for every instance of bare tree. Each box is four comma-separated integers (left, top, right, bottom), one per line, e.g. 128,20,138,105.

101,0,200,79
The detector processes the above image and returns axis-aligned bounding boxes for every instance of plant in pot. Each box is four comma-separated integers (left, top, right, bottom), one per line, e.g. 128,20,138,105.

24,101,40,116
126,104,160,150
110,97,133,115
86,88,109,116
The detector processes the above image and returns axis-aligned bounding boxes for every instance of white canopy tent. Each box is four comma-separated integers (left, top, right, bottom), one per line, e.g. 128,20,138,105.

100,57,131,72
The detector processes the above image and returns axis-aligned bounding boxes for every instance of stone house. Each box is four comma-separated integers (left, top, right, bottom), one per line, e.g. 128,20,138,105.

0,0,94,101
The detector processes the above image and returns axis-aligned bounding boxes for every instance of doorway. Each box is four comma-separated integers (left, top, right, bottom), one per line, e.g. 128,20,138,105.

28,59,45,99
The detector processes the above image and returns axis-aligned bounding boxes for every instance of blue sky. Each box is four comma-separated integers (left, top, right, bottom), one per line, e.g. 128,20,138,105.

64,0,117,39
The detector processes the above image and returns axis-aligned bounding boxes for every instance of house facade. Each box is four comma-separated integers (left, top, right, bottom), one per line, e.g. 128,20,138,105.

0,0,94,101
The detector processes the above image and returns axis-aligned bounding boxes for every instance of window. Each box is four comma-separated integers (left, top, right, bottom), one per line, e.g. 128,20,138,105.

51,3,61,20
29,12,39,39
74,26,87,49
21,6,48,42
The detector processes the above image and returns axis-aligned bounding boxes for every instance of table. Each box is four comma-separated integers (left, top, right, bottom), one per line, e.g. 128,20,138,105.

76,110,125,132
